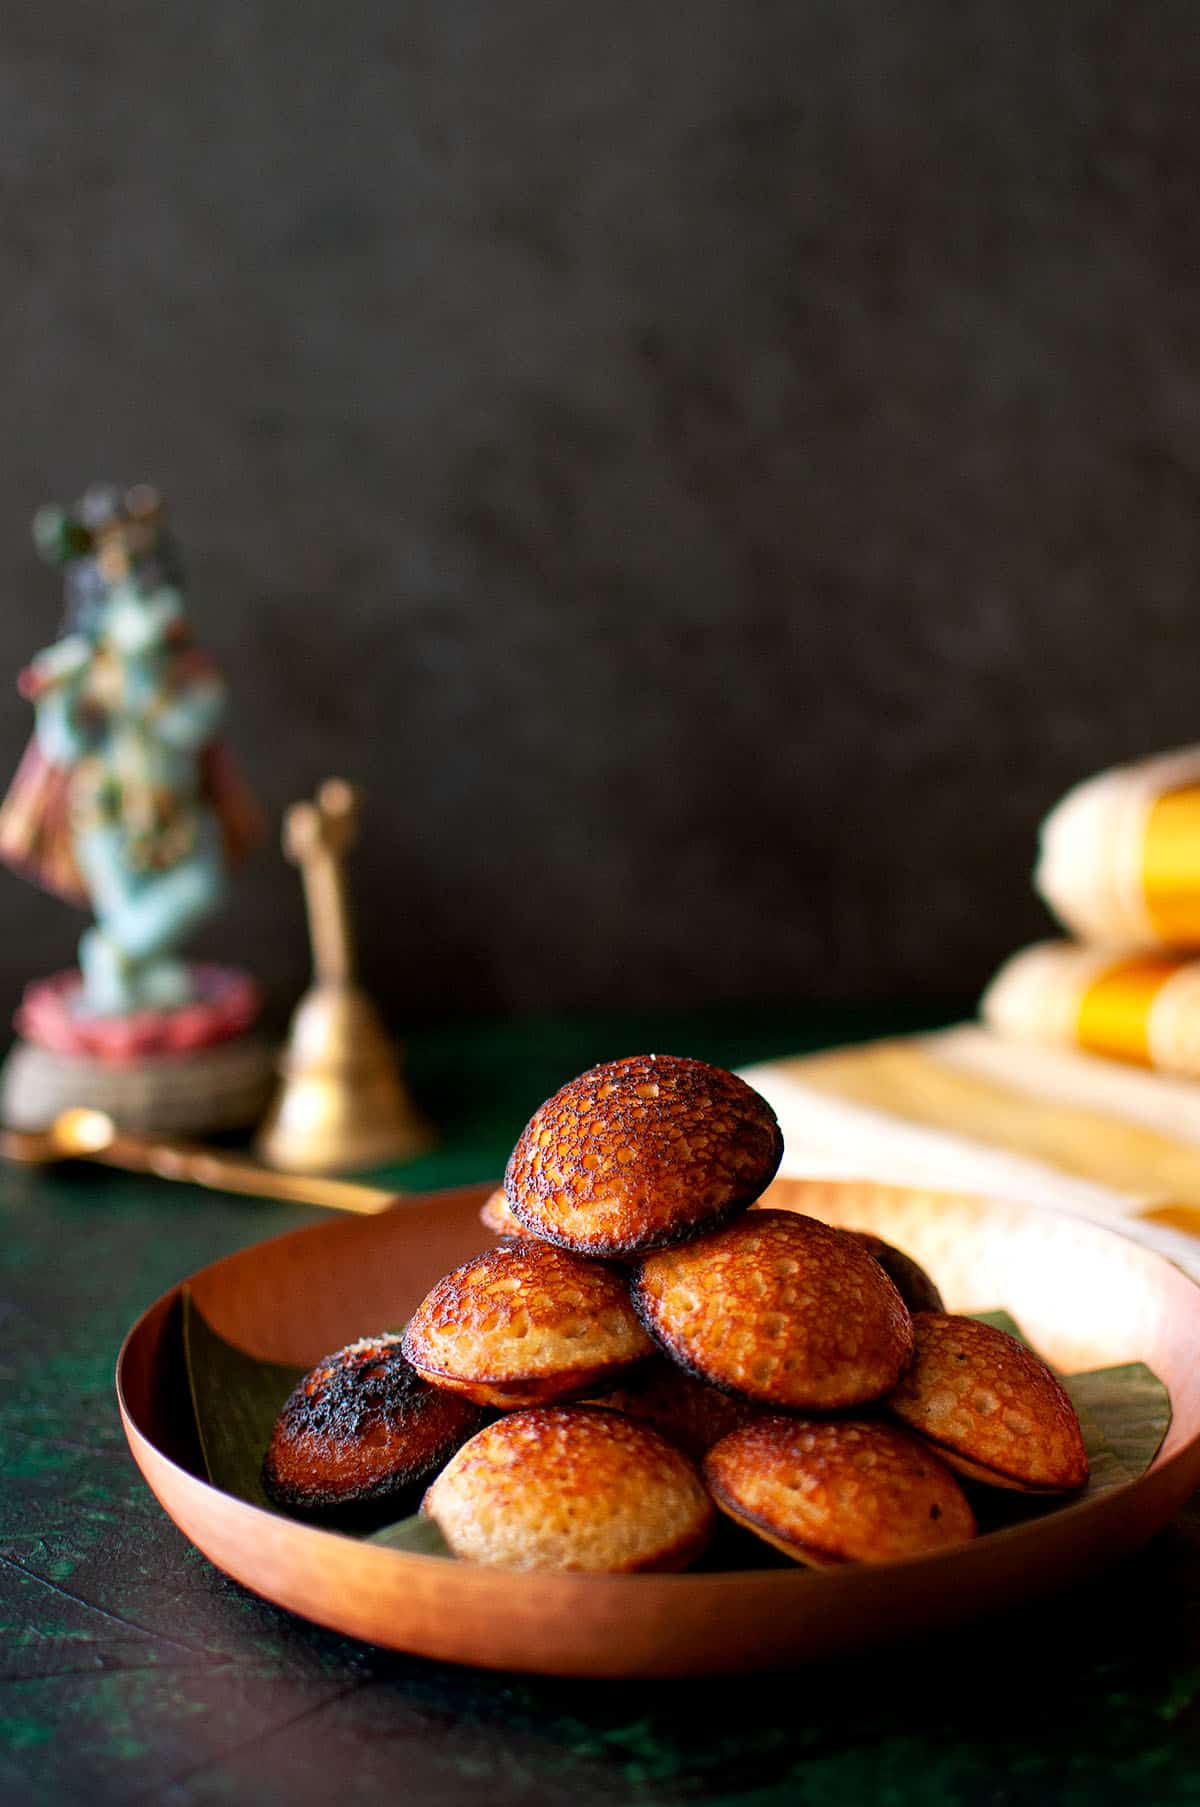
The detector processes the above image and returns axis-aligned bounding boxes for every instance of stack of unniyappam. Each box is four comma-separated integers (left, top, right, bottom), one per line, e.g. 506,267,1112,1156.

263,1053,1088,1572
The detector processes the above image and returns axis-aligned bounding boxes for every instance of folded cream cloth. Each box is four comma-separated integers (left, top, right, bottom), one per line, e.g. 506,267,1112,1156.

982,940,1200,1078
740,1025,1200,1282
1037,745,1200,948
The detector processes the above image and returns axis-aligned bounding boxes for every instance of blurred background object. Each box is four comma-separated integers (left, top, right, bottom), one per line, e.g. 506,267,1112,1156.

256,780,431,1171
3,1,1200,1027
0,482,275,1131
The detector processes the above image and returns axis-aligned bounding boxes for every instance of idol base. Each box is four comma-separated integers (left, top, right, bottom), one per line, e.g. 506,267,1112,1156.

1,1033,277,1136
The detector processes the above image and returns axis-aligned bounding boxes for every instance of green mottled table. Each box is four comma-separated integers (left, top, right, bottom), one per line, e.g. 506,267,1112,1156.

5,1007,1200,1807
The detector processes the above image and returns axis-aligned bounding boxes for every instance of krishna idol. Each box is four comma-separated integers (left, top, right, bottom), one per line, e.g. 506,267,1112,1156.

0,485,274,1132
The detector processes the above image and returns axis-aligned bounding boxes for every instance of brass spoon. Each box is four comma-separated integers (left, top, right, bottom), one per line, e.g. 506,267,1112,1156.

1,1109,401,1215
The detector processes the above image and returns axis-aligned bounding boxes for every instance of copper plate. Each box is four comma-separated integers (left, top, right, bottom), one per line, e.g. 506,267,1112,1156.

116,1177,1200,1677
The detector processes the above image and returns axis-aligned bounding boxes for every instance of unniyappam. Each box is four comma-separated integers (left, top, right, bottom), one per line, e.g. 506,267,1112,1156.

402,1238,654,1407
423,1405,715,1571
886,1313,1089,1492
704,1415,976,1565
480,1186,524,1237
262,1334,484,1516
851,1232,945,1314
589,1356,763,1460
633,1209,914,1408
504,1053,783,1256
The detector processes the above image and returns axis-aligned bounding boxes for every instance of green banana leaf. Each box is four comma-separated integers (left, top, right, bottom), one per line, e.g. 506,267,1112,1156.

182,1291,1170,1562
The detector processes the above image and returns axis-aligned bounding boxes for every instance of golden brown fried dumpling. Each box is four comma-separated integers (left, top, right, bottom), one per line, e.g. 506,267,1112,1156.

588,1356,763,1460
402,1239,653,1408
633,1209,914,1409
886,1313,1089,1493
262,1334,483,1516
704,1415,976,1565
851,1231,945,1314
479,1186,524,1236
423,1406,715,1571
504,1054,782,1256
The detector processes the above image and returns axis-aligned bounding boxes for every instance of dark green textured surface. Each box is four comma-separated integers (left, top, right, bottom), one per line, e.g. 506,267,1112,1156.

181,1290,301,1515
6,1005,1200,1807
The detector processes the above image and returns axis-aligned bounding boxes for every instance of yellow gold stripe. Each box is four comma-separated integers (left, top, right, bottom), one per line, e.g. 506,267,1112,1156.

1139,1203,1200,1239
1074,956,1179,1067
793,1038,1200,1206
1143,785,1200,944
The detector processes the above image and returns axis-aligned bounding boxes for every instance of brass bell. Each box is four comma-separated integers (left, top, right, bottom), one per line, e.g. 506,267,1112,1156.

256,779,431,1173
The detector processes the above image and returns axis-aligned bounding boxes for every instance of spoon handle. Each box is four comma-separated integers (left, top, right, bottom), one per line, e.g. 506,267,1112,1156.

92,1132,401,1215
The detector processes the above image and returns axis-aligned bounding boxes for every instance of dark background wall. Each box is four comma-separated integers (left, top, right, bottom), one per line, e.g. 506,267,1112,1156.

3,1,1200,1028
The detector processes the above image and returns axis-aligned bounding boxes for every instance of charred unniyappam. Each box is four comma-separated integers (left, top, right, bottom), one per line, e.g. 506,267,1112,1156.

423,1406,716,1571
633,1209,914,1409
504,1053,783,1256
850,1232,944,1314
886,1313,1089,1493
402,1238,654,1407
262,1334,484,1516
589,1356,763,1460
704,1416,976,1565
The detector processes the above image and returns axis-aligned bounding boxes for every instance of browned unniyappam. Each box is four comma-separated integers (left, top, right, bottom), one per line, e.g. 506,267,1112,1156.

633,1209,914,1409
886,1313,1089,1493
504,1053,783,1256
704,1415,976,1566
851,1231,945,1314
262,1334,484,1516
402,1238,653,1408
589,1356,763,1460
480,1186,524,1237
424,1405,715,1571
